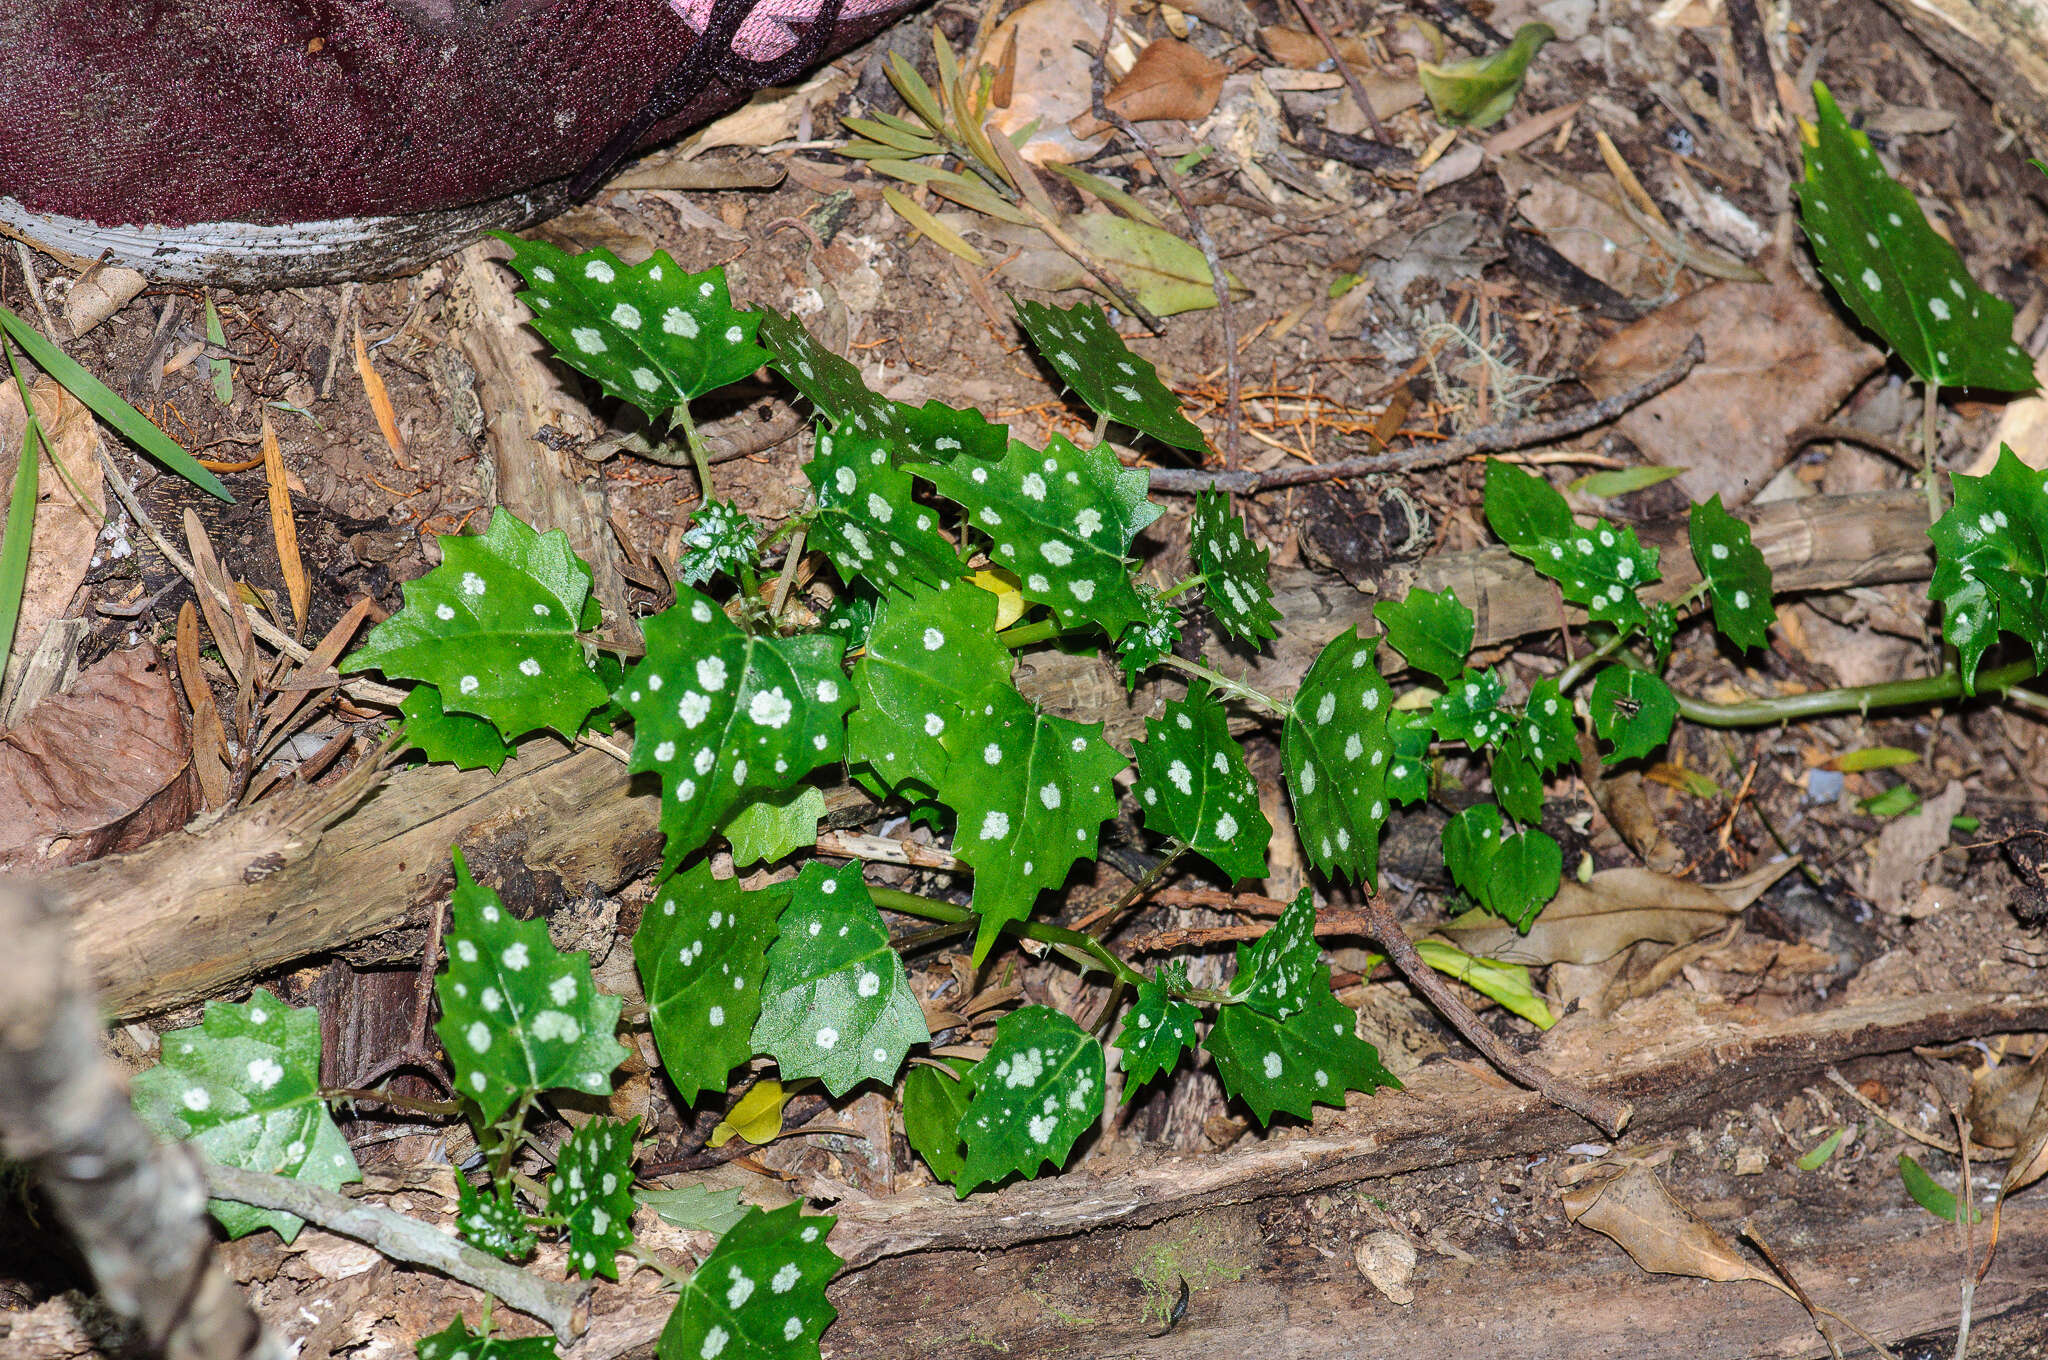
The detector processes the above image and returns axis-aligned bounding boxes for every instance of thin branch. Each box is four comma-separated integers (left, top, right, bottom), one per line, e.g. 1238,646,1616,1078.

1823,1067,1961,1155
1148,335,1703,493
1285,0,1389,141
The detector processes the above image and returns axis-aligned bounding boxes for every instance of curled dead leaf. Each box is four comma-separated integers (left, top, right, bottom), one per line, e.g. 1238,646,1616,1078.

1071,37,1225,137
0,379,104,691
1438,867,1742,965
1562,1163,1794,1297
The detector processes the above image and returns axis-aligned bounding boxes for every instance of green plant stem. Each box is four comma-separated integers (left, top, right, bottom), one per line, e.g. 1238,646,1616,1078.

321,1086,464,1119
1152,652,1291,718
673,402,715,502
770,522,809,621
1092,411,1110,446
1922,379,1942,524
996,617,1065,651
491,1096,533,1187
869,886,1147,987
1155,574,1203,604
1667,657,2040,727
1553,626,1634,695
624,1246,694,1291
1087,842,1185,941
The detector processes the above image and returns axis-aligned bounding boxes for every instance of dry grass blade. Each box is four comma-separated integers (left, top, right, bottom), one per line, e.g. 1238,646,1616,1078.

176,601,232,811
181,508,251,686
254,595,375,766
259,416,309,635
353,321,407,461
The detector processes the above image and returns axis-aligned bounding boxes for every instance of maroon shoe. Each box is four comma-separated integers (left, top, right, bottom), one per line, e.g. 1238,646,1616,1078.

0,0,916,287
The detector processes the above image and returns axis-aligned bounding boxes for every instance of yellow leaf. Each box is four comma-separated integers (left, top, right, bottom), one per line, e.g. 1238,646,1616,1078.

883,187,987,266
969,567,1029,630
708,1078,810,1147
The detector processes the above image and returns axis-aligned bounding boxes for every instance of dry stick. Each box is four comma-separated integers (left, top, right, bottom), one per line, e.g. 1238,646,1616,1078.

203,1163,590,1343
1087,7,1241,465
1350,889,1633,1136
1149,334,1704,493
1287,0,1389,142
1825,1066,1963,1155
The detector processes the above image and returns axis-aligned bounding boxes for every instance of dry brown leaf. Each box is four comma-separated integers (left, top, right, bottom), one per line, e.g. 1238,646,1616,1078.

1969,347,2048,476
0,645,194,870
0,379,104,688
983,0,1116,164
1970,1053,2046,1149
181,508,251,686
654,65,855,163
1998,1063,2048,1196
177,601,231,812
1438,868,1741,966
1500,156,1666,299
353,319,407,460
1075,37,1225,133
61,265,148,339
260,416,309,634
1261,25,1373,68
1561,1163,1795,1297
1854,779,1967,917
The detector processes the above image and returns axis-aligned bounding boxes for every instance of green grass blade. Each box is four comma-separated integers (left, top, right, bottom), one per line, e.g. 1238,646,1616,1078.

203,295,233,405
0,340,43,661
0,302,231,502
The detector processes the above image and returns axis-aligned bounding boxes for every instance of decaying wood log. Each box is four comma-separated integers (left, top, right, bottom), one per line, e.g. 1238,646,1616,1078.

1869,0,2048,147
53,490,1936,1020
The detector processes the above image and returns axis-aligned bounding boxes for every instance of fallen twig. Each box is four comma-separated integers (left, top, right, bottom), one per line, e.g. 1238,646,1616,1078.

1148,335,1704,493
1286,0,1390,142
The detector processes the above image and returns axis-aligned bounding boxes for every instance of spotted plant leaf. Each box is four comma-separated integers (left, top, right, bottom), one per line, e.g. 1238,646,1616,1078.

1014,298,1205,451
497,238,770,411
954,1005,1105,1195
1929,446,2048,690
1482,458,1576,554
755,307,898,438
1131,681,1270,881
901,1057,974,1182
1796,83,2036,392
679,500,762,586
1204,892,1397,1123
820,583,879,649
1115,982,1202,1098
397,683,515,773
1518,677,1576,774
805,429,963,592
1386,707,1434,806
639,1182,750,1236
455,1177,535,1262
1116,584,1183,685
132,988,359,1242
1588,665,1678,763
550,1117,638,1281
723,786,826,866
1645,599,1680,668
1283,628,1394,882
890,396,1010,464
1514,516,1661,634
417,1320,557,1360
655,1204,841,1360
1374,587,1475,684
1433,667,1511,749
1688,496,1775,651
434,851,627,1125
1441,803,1561,930
847,579,1010,798
1489,734,1545,824
634,862,786,1107
617,587,853,873
924,434,1163,638
750,862,929,1097
345,508,607,741
934,683,1127,962
1190,487,1281,645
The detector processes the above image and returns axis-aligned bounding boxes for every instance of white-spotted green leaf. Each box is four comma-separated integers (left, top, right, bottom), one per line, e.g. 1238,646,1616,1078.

1225,887,1320,1016
750,862,929,1097
1115,982,1202,1098
1796,83,2036,392
1116,584,1183,686
1014,298,1205,451
847,580,1010,798
132,988,359,1242
1929,446,2048,691
455,1177,535,1262
634,862,786,1107
1489,734,1545,824
723,786,826,867
1386,707,1434,806
655,1204,841,1360
434,851,627,1125
1645,599,1680,668
1131,680,1270,881
397,683,516,773
639,1182,751,1235
1441,803,1561,930
1433,667,1511,749
1515,516,1660,634
1283,628,1394,883
756,308,898,438
1588,665,1677,763
550,1117,638,1281
679,500,762,587
617,587,853,874
1688,495,1775,651
497,237,769,411
934,683,1127,963
1374,586,1475,684
1518,677,1576,774
345,508,607,741
901,1057,974,1182
890,396,1009,464
418,1320,557,1360
1190,487,1281,645
924,434,1163,638
806,429,963,591
954,1005,1105,1195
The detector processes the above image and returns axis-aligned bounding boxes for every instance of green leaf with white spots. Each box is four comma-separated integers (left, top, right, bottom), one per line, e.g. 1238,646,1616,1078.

1483,458,1576,554
455,1177,535,1262
934,683,1128,963
550,1117,639,1281
723,786,826,866
901,1057,974,1182
820,582,879,650
1190,487,1281,645
616,587,853,874
639,1182,751,1236
418,1320,557,1360
1014,298,1205,451
1116,584,1183,686
889,396,1010,464
634,862,786,1107
1796,83,2036,392
1518,676,1577,774
679,500,763,587
434,851,627,1125
1513,516,1661,634
397,683,515,773
1386,707,1434,806
1116,982,1201,1098
1224,887,1322,1017
344,508,607,742
1441,803,1562,930
954,1005,1106,1195
1588,665,1677,764
924,434,1163,639
750,862,929,1097
1433,667,1512,749
497,238,770,411
1374,587,1475,684
1645,599,1680,668
805,429,963,592
1688,495,1775,651
755,307,898,439
1929,446,2048,690
132,988,359,1242
847,580,1011,798
1489,733,1545,824
1131,681,1270,881
1283,628,1395,883
655,1204,841,1360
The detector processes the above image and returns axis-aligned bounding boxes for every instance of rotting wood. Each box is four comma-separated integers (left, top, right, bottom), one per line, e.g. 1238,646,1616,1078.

56,490,1936,1020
